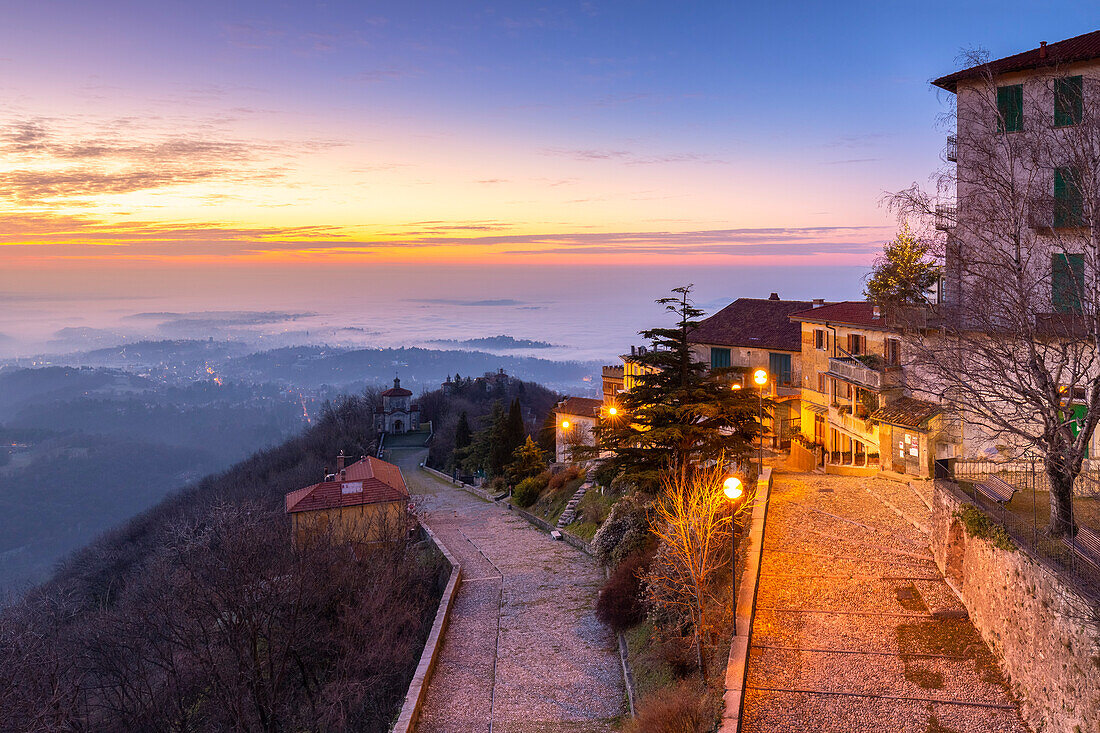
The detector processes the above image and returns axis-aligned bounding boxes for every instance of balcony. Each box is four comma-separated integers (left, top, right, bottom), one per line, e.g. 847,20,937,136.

945,135,957,162
934,204,956,231
827,403,877,441
827,356,882,390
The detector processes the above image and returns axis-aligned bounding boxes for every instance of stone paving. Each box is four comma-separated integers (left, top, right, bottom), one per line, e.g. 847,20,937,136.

390,446,624,733
741,469,1030,733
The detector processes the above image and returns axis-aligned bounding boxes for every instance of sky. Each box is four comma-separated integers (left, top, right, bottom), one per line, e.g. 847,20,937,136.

0,1,1097,354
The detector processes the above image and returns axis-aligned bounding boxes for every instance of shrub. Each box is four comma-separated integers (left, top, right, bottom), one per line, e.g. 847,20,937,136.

954,504,1015,552
592,494,650,566
488,476,509,495
547,465,584,494
625,681,712,733
513,476,543,508
596,550,652,632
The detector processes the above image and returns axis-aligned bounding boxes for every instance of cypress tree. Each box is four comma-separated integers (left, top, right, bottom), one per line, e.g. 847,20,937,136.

455,411,472,451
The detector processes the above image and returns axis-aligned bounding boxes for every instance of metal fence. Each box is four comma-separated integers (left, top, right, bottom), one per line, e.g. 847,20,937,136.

949,459,1100,600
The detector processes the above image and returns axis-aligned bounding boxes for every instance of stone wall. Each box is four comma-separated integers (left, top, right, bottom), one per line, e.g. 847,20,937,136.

789,441,817,472
930,481,1100,733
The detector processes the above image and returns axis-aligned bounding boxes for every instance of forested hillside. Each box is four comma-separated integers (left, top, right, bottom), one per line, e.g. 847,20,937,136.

0,396,445,732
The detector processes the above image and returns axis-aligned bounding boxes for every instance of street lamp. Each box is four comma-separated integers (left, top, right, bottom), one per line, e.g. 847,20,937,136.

723,475,744,634
608,406,618,416
561,420,570,429
753,369,768,476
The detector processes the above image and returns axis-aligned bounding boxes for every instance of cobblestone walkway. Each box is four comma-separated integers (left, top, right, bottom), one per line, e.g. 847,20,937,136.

741,471,1028,733
391,447,624,733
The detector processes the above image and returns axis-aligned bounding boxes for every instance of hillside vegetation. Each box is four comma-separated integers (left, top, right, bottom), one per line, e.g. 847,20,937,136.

0,395,446,732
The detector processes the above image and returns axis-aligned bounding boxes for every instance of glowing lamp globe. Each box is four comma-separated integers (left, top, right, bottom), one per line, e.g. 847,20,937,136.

753,369,768,386
561,420,570,429
723,476,743,501
608,407,618,416
731,383,742,390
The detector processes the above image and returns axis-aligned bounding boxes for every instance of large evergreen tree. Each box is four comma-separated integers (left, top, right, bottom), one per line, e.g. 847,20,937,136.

585,285,759,491
864,223,940,306
454,411,472,452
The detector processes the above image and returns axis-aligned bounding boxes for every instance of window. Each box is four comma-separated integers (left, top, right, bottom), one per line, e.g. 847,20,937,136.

769,352,792,386
814,414,826,444
710,347,731,369
817,373,827,393
885,338,901,366
1054,76,1083,127
814,329,827,350
1052,253,1085,314
847,333,865,355
997,84,1023,132
1054,167,1084,227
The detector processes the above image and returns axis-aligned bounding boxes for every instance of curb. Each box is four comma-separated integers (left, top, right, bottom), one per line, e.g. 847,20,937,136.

391,522,462,733
509,504,595,557
420,464,494,502
720,467,774,733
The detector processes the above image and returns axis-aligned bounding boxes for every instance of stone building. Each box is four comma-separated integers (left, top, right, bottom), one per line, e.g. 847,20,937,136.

375,377,420,434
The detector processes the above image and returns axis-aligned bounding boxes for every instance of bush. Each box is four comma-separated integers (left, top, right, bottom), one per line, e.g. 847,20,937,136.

547,464,584,494
592,494,650,566
513,476,543,508
625,681,712,733
596,550,652,632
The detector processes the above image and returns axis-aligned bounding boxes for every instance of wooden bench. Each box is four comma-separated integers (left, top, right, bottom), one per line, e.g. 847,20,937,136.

1063,525,1100,571
975,475,1018,504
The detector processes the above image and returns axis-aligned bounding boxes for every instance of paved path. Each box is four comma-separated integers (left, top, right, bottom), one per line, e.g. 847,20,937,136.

390,446,624,733
741,471,1028,733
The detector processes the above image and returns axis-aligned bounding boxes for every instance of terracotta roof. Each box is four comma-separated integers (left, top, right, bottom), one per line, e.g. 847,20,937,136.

286,456,408,514
789,301,890,329
933,30,1100,92
872,397,943,428
555,396,603,418
381,386,413,397
688,297,814,352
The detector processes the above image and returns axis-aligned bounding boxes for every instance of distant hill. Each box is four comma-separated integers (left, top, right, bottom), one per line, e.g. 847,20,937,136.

426,335,556,350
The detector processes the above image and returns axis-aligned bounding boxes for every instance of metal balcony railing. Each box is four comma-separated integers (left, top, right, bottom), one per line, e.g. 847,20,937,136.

935,204,957,231
946,135,957,162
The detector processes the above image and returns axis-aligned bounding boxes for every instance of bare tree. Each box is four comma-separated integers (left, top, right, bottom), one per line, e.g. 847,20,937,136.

891,50,1100,537
644,460,753,681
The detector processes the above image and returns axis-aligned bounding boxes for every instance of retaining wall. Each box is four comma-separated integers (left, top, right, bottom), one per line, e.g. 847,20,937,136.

930,481,1100,733
391,523,462,733
789,442,817,472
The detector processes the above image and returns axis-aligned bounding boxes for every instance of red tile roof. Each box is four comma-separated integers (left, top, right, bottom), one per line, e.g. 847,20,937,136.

285,456,408,514
872,397,943,429
688,297,815,352
934,30,1100,92
381,386,413,397
555,396,603,418
789,301,890,329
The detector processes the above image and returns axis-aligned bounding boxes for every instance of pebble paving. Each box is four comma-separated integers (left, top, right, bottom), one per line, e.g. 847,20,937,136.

741,469,1030,733
390,446,624,733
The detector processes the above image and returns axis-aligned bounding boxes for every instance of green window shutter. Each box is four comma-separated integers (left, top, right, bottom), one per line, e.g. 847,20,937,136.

768,352,792,386
997,84,1023,132
1052,252,1085,314
710,347,730,369
1054,167,1083,227
1054,76,1083,127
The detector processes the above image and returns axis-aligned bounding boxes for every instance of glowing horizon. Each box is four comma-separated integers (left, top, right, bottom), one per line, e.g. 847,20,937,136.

2,2,1095,272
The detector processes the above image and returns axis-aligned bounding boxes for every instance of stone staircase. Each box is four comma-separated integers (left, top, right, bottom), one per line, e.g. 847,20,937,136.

557,473,595,528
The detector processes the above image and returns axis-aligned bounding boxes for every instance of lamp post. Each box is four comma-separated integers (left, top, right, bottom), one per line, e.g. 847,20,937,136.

723,475,744,634
753,369,768,476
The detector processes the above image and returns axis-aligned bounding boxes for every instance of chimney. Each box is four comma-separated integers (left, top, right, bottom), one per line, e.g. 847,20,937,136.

336,450,346,472
812,298,824,308
769,292,779,300
872,305,881,319
340,468,346,481
1039,40,1048,59
631,345,636,356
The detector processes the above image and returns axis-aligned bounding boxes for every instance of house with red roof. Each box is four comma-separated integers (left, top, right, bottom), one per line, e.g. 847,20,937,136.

285,451,411,546
687,293,816,447
790,301,946,479
553,396,605,463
